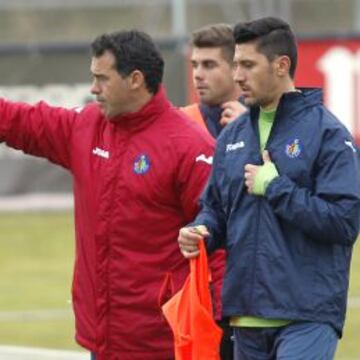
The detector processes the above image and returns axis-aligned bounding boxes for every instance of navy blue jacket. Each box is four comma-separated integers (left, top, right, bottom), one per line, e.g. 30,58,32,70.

194,88,360,335
199,103,224,138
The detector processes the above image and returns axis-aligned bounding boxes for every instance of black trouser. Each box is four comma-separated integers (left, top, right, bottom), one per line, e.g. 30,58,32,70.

218,318,234,360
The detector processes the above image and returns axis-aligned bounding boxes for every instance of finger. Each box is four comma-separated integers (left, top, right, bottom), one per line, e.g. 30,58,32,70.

191,225,209,237
222,101,247,115
244,163,256,172
221,116,236,126
221,101,238,111
181,249,200,259
262,150,271,163
180,241,200,251
220,101,233,109
220,108,232,119
220,116,231,126
245,180,253,193
178,231,200,248
221,107,232,116
179,227,202,239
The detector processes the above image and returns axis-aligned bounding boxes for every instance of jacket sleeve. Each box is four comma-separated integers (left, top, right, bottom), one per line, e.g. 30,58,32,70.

175,131,215,223
175,128,226,320
191,135,228,253
266,126,360,246
0,99,77,169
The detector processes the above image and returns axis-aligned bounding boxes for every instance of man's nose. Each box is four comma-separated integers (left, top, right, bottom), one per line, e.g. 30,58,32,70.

90,80,100,94
193,67,205,81
233,67,245,83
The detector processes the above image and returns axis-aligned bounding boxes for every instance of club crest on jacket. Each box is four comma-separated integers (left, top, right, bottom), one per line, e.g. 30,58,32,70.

285,138,301,158
134,154,151,174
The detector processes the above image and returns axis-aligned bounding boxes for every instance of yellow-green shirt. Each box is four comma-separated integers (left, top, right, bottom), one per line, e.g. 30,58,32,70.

259,108,276,152
231,108,291,328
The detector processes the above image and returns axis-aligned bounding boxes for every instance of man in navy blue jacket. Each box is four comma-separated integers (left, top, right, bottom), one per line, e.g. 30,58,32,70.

178,17,360,360
182,23,247,360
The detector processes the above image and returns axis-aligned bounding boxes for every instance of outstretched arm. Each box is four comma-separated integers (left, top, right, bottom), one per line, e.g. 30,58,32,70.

0,99,78,169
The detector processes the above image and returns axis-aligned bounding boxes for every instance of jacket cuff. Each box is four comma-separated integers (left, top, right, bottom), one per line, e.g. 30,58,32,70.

253,162,279,195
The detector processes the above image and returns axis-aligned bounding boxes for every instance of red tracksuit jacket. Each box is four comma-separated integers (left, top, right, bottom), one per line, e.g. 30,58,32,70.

0,88,225,360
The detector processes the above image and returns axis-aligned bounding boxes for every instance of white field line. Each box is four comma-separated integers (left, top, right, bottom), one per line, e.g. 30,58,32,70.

0,194,73,212
0,346,86,360
0,309,73,322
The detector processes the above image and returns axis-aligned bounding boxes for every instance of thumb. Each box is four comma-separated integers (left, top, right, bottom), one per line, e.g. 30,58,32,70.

192,225,210,237
262,150,272,163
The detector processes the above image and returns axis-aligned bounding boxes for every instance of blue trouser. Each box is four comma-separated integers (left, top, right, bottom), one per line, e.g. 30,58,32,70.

233,322,338,360
91,353,96,360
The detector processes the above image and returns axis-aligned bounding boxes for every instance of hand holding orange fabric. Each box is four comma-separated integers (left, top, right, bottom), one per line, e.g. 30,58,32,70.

162,239,222,360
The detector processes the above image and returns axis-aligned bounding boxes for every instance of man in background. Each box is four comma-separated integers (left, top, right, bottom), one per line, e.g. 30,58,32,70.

179,17,360,359
0,30,224,360
182,23,246,138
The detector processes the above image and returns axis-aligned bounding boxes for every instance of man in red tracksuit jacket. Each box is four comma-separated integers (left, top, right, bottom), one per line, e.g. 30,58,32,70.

0,30,225,360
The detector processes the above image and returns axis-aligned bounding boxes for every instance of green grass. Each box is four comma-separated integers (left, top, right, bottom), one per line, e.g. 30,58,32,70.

0,212,359,358
336,240,360,359
0,211,80,350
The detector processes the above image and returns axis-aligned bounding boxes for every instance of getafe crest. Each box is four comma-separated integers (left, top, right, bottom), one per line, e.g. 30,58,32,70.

134,154,151,175
285,138,302,158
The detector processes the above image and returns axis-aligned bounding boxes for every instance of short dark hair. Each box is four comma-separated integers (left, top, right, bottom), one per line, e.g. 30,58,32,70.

191,23,235,64
91,30,164,94
233,17,297,78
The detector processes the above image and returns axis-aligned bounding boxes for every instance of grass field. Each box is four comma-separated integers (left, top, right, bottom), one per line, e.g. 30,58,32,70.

0,211,359,358
0,212,79,350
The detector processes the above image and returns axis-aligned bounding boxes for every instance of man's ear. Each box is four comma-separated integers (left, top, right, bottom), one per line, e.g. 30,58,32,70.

275,55,291,77
128,70,145,90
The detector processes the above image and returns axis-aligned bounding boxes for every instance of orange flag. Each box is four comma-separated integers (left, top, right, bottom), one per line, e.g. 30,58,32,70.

162,239,223,360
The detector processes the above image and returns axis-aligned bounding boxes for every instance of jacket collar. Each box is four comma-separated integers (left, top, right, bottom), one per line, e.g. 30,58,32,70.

199,96,244,138
249,88,323,122
199,103,223,138
109,86,170,132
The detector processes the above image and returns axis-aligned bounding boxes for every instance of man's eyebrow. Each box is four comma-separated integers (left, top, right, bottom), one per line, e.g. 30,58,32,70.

91,72,107,78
